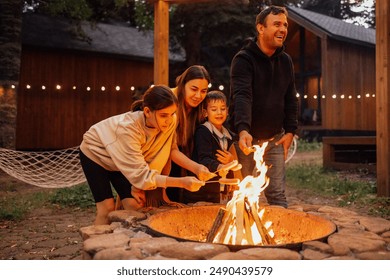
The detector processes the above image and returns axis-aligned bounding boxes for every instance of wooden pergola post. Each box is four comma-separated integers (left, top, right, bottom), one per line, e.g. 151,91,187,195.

152,0,213,85
153,0,170,85
376,0,390,197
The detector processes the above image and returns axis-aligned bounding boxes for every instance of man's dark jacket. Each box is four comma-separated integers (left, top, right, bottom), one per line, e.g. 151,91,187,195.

228,37,298,140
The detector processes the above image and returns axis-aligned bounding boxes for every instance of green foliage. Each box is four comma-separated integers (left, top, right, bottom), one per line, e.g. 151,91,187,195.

0,191,51,221
134,0,154,29
296,138,322,152
49,184,95,208
40,0,93,20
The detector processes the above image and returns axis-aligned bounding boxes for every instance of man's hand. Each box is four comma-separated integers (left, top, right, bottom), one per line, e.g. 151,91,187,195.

239,130,254,155
275,133,294,160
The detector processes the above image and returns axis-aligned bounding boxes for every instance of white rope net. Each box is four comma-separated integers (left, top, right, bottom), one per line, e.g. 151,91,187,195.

0,138,297,189
0,146,86,188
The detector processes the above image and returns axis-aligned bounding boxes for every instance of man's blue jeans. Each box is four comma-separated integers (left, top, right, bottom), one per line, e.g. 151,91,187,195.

235,134,287,208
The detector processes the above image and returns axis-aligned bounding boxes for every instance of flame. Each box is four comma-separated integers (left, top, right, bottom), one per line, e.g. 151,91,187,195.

212,142,275,246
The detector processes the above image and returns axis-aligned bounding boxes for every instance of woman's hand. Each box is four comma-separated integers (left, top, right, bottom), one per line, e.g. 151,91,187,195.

216,149,234,164
195,164,216,181
217,160,241,178
180,177,205,192
131,186,146,207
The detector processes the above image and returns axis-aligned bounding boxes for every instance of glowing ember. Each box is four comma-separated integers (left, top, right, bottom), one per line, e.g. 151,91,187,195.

208,142,275,246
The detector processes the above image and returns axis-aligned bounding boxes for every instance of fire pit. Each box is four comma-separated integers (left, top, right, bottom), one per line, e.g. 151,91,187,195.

142,205,336,251
142,143,336,251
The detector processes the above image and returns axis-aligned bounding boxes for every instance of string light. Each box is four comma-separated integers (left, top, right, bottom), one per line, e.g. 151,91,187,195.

22,83,377,101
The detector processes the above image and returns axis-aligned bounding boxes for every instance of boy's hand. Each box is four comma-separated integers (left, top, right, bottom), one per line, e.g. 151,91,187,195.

216,149,234,164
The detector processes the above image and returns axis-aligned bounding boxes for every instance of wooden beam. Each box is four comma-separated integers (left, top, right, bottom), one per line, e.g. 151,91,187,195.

153,0,169,85
376,0,390,196
151,0,215,85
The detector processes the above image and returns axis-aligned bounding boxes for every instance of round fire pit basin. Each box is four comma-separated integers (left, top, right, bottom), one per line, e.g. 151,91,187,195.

142,205,337,250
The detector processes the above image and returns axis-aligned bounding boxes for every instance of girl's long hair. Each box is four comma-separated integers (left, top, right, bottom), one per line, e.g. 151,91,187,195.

131,85,178,112
175,65,210,156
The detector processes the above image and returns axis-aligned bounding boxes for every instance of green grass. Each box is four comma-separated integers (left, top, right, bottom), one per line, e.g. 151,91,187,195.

0,183,95,221
295,138,322,152
287,139,390,219
49,183,95,208
0,191,52,221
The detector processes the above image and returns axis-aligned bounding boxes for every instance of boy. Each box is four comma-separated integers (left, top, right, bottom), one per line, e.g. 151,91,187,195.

182,91,241,204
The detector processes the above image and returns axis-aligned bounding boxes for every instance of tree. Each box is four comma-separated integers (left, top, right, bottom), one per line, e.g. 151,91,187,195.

301,0,375,28
0,0,23,85
0,0,23,148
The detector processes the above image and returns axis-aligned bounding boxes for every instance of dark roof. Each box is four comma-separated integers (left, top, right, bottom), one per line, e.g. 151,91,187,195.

22,13,185,62
287,6,375,48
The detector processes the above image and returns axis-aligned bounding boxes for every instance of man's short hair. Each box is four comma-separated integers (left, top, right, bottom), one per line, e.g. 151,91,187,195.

256,5,288,26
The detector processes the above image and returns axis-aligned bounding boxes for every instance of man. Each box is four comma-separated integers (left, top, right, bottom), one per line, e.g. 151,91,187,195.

228,6,298,208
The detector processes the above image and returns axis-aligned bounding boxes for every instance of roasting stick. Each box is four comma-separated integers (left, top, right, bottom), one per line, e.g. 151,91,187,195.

205,178,240,184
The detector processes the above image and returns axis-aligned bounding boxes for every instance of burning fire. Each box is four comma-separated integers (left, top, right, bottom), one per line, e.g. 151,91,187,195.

207,142,275,246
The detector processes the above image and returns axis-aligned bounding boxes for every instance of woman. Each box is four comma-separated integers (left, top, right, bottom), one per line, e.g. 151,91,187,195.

79,85,214,225
166,65,211,202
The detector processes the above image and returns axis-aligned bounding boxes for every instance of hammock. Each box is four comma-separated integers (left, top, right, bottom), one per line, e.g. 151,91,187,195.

0,138,297,189
0,146,86,188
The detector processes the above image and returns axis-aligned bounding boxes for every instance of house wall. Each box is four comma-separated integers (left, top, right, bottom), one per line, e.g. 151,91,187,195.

16,47,154,150
321,38,376,131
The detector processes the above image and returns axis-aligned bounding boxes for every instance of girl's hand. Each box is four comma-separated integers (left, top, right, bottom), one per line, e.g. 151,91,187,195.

196,164,216,181
131,186,146,207
216,149,234,164
180,177,205,192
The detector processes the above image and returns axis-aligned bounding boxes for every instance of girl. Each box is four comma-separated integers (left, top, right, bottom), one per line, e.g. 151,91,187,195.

79,85,214,225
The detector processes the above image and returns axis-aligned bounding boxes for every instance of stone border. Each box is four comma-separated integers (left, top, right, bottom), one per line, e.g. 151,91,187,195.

80,204,390,260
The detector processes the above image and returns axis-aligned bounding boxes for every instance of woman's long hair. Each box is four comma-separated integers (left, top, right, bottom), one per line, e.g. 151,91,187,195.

175,65,210,156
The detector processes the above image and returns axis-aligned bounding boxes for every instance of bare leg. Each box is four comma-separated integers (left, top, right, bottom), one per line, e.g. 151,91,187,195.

94,198,115,225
